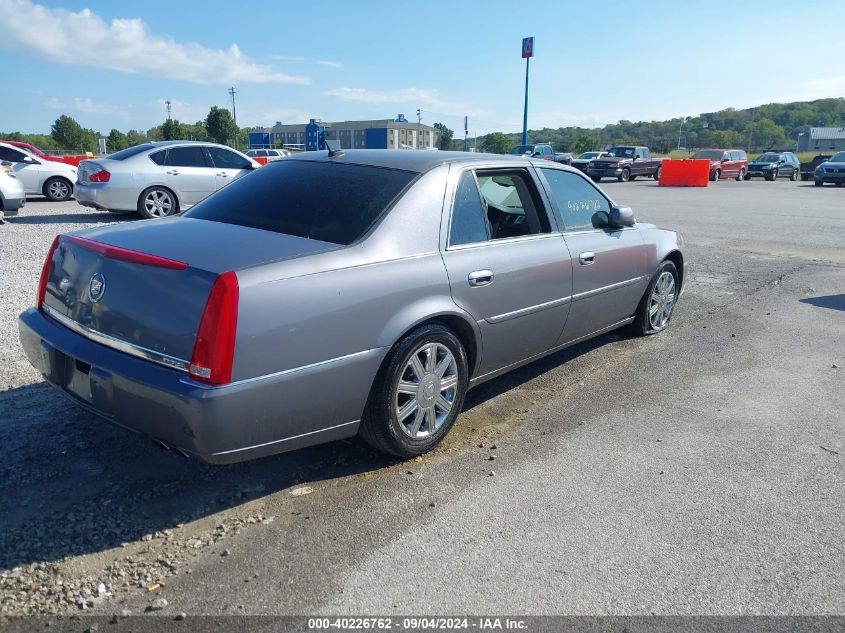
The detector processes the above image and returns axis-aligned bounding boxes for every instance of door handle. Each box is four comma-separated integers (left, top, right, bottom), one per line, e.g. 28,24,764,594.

468,270,494,287
216,172,229,177
579,251,595,265
166,170,179,175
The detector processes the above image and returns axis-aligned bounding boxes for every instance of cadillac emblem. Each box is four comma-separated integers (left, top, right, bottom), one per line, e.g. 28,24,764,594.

88,273,106,303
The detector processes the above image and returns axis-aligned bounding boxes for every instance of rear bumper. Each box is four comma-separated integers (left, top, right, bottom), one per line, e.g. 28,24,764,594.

18,307,383,463
74,182,137,212
1,194,25,214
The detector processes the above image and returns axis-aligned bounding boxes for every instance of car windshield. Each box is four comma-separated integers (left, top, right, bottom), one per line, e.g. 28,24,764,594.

692,150,725,160
755,154,780,162
508,145,534,155
577,152,600,159
184,161,417,245
830,152,845,162
605,147,635,158
107,143,157,160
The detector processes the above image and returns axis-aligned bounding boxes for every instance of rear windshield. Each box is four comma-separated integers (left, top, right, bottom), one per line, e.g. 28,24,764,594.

692,150,725,160
184,161,417,245
106,144,154,160
830,152,845,162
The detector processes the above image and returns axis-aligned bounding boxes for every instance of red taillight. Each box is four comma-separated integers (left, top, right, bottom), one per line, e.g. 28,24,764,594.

189,272,239,385
89,169,110,183
67,236,188,270
37,235,60,310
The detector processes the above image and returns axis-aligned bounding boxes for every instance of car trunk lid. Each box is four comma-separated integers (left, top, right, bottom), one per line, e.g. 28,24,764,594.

40,218,340,366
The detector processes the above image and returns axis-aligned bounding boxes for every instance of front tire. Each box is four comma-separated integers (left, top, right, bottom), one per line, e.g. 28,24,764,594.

789,169,797,181
360,324,469,458
618,168,630,182
711,169,721,182
629,261,679,336
43,177,72,202
814,180,824,187
138,186,179,219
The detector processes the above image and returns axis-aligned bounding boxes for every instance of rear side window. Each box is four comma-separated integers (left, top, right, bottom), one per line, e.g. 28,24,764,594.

449,172,489,246
541,169,610,232
207,146,252,170
163,146,209,167
184,161,416,245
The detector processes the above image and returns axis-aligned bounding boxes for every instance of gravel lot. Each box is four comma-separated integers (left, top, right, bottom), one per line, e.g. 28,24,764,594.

0,180,842,617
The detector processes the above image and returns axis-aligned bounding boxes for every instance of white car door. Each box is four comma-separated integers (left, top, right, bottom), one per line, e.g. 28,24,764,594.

206,146,255,190
0,146,41,193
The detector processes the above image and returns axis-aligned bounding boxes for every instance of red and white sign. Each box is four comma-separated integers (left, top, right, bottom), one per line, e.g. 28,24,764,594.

522,37,534,59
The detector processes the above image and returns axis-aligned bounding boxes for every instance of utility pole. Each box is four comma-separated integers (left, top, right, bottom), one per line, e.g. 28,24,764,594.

677,117,686,151
165,100,172,120
416,108,421,150
228,87,238,127
521,37,534,146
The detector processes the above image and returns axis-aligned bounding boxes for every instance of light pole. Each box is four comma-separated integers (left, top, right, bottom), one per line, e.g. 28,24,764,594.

521,37,534,146
677,117,687,151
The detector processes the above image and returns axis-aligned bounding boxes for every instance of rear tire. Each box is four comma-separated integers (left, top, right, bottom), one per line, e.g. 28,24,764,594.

43,177,72,202
814,180,824,187
736,168,746,181
628,260,679,337
653,165,661,180
359,324,469,458
137,186,179,219
591,175,602,182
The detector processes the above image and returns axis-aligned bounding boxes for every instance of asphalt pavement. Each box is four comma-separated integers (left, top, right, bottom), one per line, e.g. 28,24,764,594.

0,179,842,617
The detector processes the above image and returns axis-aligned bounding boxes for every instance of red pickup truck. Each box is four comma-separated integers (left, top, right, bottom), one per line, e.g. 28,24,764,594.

587,146,662,182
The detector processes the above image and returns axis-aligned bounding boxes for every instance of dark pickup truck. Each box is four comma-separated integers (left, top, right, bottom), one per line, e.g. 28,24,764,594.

800,154,832,181
587,146,662,182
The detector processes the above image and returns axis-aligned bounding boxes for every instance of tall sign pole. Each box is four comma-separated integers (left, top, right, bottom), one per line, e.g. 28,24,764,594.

521,37,534,146
464,116,468,152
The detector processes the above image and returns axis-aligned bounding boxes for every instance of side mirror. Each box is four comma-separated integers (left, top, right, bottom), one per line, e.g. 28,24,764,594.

609,206,635,228
23,155,37,164
721,157,729,162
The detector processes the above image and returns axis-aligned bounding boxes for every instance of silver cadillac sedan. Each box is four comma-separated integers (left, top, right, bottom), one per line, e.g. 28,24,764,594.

19,150,684,463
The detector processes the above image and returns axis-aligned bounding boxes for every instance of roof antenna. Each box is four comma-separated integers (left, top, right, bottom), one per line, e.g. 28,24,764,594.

325,138,344,158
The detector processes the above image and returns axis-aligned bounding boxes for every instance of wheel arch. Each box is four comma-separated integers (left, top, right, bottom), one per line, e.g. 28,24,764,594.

664,249,684,288
41,174,73,196
137,183,182,212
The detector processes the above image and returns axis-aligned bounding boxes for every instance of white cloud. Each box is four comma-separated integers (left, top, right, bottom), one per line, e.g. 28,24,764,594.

270,55,342,69
45,97,68,109
44,96,118,115
0,0,311,85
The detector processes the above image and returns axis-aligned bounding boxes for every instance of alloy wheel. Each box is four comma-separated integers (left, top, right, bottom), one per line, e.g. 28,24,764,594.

144,189,174,217
394,342,458,439
47,180,69,200
648,271,676,331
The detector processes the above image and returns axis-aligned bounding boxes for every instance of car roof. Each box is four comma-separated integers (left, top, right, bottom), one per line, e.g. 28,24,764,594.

282,149,534,173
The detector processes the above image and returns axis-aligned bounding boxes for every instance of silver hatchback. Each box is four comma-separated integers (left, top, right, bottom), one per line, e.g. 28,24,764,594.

74,141,260,219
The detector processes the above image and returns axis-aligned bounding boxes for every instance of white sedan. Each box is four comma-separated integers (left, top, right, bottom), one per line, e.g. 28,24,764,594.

0,142,77,201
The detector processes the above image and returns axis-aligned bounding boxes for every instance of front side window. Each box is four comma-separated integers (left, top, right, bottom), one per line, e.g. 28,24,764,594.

475,170,550,240
206,146,252,170
449,172,489,246
164,146,209,168
541,169,611,232
0,147,26,162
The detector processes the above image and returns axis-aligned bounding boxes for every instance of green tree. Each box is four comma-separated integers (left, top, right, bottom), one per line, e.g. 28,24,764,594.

480,132,512,154
573,135,597,154
51,114,85,151
161,118,184,141
107,129,128,152
204,106,238,145
433,122,454,151
126,129,147,147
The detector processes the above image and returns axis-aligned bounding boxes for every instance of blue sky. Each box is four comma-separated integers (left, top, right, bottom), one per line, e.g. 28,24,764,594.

2,0,844,136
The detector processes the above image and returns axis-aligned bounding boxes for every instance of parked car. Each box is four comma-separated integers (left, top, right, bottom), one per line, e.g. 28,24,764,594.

800,154,833,181
813,151,845,186
554,152,573,166
0,142,77,201
245,148,289,162
74,141,260,219
19,150,685,463
508,143,569,163
587,146,662,182
690,149,748,181
1,140,66,163
0,161,26,220
571,151,608,172
745,151,800,181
